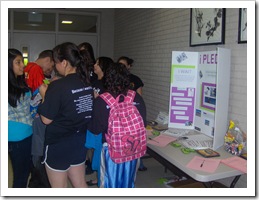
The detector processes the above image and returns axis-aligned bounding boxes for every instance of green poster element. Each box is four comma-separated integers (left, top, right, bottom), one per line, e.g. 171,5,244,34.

171,65,196,83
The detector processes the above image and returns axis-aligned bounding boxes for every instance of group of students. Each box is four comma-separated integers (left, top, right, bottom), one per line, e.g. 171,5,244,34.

8,41,147,188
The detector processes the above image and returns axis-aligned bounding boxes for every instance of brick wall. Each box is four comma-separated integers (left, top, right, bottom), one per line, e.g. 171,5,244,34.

114,8,247,188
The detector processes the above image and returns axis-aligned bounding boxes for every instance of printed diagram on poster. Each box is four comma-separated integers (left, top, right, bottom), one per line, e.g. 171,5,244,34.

201,82,216,111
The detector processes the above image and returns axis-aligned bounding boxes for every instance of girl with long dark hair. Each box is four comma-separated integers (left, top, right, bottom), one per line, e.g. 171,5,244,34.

8,48,33,187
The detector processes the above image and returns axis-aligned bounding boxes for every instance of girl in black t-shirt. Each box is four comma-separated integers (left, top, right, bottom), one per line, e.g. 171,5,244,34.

38,42,94,188
92,57,114,98
88,63,146,188
86,56,114,187
117,56,147,171
117,56,144,95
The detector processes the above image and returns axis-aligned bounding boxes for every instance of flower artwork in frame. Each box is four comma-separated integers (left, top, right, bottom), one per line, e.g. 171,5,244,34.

190,8,226,47
238,8,247,43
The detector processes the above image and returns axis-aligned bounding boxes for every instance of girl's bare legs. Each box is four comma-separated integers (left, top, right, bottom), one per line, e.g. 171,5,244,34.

45,162,87,188
45,165,68,188
68,163,88,188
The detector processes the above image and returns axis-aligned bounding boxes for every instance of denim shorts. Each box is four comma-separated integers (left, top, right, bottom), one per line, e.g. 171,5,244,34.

42,133,87,172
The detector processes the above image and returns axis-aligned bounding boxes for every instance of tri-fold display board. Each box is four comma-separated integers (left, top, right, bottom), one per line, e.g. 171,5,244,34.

169,48,231,150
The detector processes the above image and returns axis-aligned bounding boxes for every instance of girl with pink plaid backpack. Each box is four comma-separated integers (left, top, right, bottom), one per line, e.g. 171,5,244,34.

88,63,147,188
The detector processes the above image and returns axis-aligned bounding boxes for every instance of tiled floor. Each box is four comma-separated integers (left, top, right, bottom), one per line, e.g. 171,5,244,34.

84,156,175,188
8,155,175,188
135,156,175,188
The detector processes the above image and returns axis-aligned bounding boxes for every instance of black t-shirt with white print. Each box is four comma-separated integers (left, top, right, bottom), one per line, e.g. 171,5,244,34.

38,73,93,145
129,74,144,91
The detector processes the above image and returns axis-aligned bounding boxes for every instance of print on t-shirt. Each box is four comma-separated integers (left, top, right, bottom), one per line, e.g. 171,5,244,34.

72,86,93,115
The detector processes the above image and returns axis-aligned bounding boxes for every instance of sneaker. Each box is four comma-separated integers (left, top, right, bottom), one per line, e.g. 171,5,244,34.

138,166,147,171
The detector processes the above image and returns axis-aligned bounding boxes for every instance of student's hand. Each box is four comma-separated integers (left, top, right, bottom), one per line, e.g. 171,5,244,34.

94,91,99,98
136,87,143,96
39,83,48,101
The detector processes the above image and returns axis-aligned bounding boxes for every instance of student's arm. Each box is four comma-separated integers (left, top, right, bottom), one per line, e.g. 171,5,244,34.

136,87,143,95
38,82,59,125
39,83,48,102
134,93,147,126
40,115,53,125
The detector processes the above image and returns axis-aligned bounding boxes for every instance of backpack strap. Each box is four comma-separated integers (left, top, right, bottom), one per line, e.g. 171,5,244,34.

100,90,136,106
124,90,136,103
99,92,116,108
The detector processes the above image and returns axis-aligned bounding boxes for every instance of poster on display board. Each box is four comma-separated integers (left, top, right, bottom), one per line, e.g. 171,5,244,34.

169,51,198,130
194,51,218,137
169,48,231,150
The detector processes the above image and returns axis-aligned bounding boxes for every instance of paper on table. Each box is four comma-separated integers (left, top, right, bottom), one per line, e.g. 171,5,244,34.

186,156,221,173
180,134,213,149
161,128,189,137
147,134,177,147
220,156,247,173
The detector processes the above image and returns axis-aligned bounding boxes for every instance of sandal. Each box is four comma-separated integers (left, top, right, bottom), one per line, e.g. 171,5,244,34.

87,180,98,186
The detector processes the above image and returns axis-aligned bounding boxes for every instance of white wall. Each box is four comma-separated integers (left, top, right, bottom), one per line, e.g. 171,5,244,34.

114,8,247,188
9,8,115,60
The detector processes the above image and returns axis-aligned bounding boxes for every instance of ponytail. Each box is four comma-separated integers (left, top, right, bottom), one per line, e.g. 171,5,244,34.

53,42,91,86
76,52,90,85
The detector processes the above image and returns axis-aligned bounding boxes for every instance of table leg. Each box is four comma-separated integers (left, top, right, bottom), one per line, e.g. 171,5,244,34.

147,147,190,178
230,175,241,188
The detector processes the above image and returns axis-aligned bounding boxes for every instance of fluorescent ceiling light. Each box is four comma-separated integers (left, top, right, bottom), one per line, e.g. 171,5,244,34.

27,24,40,27
62,20,73,24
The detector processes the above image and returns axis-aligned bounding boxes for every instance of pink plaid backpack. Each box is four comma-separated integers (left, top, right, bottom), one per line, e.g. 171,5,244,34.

100,90,146,163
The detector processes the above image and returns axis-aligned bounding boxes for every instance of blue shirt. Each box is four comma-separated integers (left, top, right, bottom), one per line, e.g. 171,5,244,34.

8,92,33,141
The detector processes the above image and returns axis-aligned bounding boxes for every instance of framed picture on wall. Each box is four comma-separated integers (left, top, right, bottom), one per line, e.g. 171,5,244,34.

190,8,226,47
238,8,247,43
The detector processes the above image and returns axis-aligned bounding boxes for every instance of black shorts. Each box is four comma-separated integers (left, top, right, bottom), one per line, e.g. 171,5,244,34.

42,133,87,171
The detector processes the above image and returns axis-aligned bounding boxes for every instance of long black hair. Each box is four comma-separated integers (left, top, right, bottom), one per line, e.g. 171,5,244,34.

97,56,114,76
117,56,134,66
78,42,97,83
8,48,30,107
53,42,90,85
78,42,95,63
